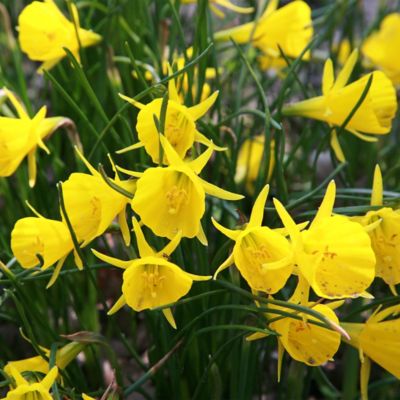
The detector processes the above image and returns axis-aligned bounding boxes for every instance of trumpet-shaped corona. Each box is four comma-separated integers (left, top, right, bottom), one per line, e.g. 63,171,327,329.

120,135,243,243
274,181,376,299
92,218,210,328
215,1,313,70
212,185,293,294
0,89,65,187
283,49,397,161
18,0,101,72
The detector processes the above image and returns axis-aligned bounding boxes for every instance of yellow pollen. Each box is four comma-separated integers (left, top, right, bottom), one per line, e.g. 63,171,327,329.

141,265,165,298
246,244,271,266
165,185,188,215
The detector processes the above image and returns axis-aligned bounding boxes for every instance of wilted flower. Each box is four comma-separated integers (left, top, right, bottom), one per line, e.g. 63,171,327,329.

0,88,66,187
181,0,253,18
63,148,137,246
342,304,400,400
18,0,101,72
234,135,275,193
362,13,400,85
212,185,293,294
215,0,313,70
283,49,397,161
3,365,58,400
274,181,376,299
118,74,222,163
352,165,400,294
120,135,243,244
92,218,210,328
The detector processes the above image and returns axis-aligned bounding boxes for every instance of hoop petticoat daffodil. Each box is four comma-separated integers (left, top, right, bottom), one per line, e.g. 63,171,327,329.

342,304,400,400
352,165,400,295
118,75,223,164
2,365,58,400
0,89,67,187
18,0,101,73
92,218,211,328
214,0,313,70
282,49,397,162
362,13,400,85
118,135,243,244
212,185,294,294
273,180,376,299
181,0,253,18
11,206,83,288
63,147,137,247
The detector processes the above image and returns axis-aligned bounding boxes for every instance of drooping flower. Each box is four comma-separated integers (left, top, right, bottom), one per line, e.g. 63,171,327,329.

181,0,253,18
63,148,137,246
234,135,275,193
282,49,397,161
212,185,293,294
2,365,58,400
119,135,243,244
11,207,82,288
273,180,376,299
352,165,400,294
214,0,313,70
0,88,66,187
362,13,400,85
118,74,223,163
342,304,400,400
92,218,211,328
18,0,101,72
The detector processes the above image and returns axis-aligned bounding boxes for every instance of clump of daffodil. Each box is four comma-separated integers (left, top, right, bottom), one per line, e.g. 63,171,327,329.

362,13,400,85
282,49,397,162
4,341,85,380
181,0,253,18
352,165,400,295
11,205,82,288
118,72,223,164
212,185,293,294
18,0,101,72
247,278,342,380
119,135,243,244
92,218,211,328
342,304,400,400
234,135,275,193
214,0,313,71
0,88,66,187
63,147,137,247
274,180,376,299
2,365,58,400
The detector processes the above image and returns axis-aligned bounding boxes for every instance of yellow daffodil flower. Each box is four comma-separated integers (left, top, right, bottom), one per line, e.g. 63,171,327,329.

342,304,400,400
118,74,222,164
0,88,65,187
18,0,101,72
273,180,376,299
181,0,253,18
63,148,137,247
119,135,243,244
247,278,342,379
352,165,400,294
11,207,83,288
2,365,58,400
214,0,313,70
283,49,397,162
234,135,275,193
362,13,400,85
92,218,211,328
212,185,293,294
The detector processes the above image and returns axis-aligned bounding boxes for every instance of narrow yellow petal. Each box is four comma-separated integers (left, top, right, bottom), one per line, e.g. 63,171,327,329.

211,217,241,241
91,249,131,269
4,88,29,119
330,130,346,162
118,208,130,246
116,141,145,154
37,58,63,74
210,3,225,18
75,146,98,176
202,180,244,201
118,93,145,109
215,0,254,14
195,131,227,151
188,146,214,174
107,294,126,315
159,134,185,167
41,366,58,390
74,250,83,270
332,48,359,90
196,223,208,246
371,164,383,206
27,150,37,188
322,58,334,96
264,0,279,17
167,70,181,103
213,253,235,279
188,90,219,121
160,230,182,256
132,217,155,257
248,185,269,228
46,255,67,288
162,308,177,329
8,365,28,385
245,332,268,341
311,180,336,228
273,198,300,243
